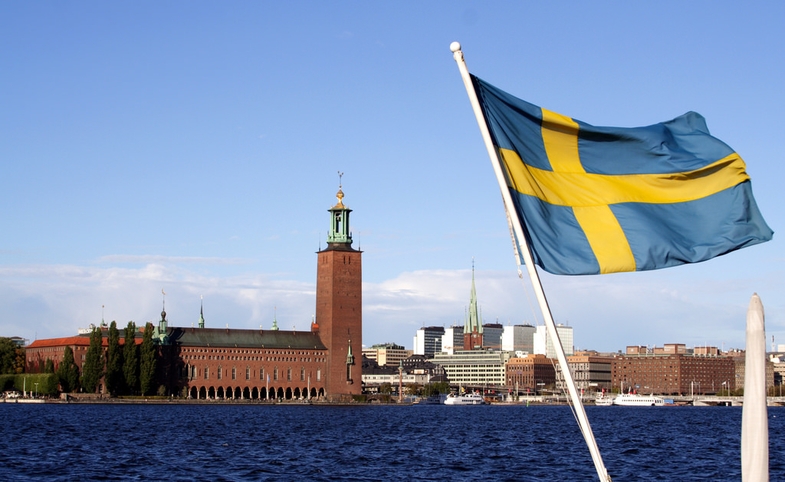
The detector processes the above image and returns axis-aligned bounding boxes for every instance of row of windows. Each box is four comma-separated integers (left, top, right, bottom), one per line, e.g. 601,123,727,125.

183,355,325,363
181,348,321,356
184,365,321,382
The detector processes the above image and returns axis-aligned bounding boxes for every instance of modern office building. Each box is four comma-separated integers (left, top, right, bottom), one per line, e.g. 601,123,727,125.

441,326,464,355
482,323,504,350
413,326,445,359
362,343,412,367
533,324,574,359
432,349,513,388
501,324,536,353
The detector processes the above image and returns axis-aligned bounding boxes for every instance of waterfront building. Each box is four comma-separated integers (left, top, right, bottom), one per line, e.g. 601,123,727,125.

432,349,512,388
413,326,445,359
505,354,555,394
362,343,412,367
361,355,447,393
533,324,574,359
554,354,613,392
734,356,776,392
501,324,535,353
441,326,464,355
25,185,363,402
25,331,142,376
611,348,736,395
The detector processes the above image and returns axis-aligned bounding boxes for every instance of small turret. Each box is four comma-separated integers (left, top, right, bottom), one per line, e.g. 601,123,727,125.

198,296,205,329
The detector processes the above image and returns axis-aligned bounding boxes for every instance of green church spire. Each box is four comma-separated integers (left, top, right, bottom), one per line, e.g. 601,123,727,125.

464,260,483,335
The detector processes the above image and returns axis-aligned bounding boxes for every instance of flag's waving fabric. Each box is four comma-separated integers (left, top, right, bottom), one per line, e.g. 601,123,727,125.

472,75,773,275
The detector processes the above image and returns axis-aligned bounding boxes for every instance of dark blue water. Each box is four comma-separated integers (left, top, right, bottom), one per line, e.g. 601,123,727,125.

0,403,782,481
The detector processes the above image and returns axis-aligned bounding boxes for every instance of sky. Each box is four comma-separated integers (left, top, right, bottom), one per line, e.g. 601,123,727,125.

1,2,783,354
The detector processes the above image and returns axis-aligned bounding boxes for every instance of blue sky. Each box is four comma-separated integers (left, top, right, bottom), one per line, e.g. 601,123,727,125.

1,2,782,353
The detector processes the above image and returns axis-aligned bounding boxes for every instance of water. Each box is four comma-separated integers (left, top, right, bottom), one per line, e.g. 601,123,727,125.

0,403,782,481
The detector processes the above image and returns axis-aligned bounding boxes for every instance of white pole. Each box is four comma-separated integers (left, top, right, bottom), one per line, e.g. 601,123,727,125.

451,41,611,482
742,293,768,481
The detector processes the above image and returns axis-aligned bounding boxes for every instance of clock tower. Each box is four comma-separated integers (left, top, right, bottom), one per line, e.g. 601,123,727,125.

315,181,363,401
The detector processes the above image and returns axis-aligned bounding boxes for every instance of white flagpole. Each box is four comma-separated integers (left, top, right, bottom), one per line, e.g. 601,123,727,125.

451,41,611,482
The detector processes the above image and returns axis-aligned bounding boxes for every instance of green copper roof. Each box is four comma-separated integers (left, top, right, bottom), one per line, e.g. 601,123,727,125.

168,327,327,350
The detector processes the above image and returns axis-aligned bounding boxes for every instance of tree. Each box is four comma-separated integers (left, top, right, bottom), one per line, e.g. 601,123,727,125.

123,322,139,395
105,321,123,396
0,338,18,374
56,346,79,393
139,323,157,396
422,382,450,397
404,383,422,396
81,327,104,393
44,359,55,374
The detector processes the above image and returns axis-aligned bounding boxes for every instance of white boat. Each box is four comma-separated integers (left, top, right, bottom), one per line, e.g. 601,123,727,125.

612,393,664,407
594,395,614,406
443,392,486,405
416,394,446,405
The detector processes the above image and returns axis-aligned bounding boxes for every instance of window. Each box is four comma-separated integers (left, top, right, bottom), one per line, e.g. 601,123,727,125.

274,368,278,381
260,368,264,380
317,369,321,381
246,367,250,380
218,366,222,380
300,367,305,381
287,368,292,381
232,367,237,380
204,367,209,380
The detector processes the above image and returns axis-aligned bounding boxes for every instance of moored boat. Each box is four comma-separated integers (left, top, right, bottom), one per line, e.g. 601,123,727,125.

443,392,486,405
612,393,665,407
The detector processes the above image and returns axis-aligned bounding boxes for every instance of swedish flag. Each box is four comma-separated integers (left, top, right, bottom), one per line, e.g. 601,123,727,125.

472,75,773,275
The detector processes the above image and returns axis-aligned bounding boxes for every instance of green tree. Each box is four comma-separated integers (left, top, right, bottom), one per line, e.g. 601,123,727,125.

405,383,422,396
13,346,25,374
81,327,104,393
56,346,79,393
0,338,21,374
105,321,123,396
422,382,450,397
44,359,55,374
139,323,157,396
123,322,139,395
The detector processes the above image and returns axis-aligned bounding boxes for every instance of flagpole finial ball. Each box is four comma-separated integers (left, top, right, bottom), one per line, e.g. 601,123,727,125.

450,42,461,53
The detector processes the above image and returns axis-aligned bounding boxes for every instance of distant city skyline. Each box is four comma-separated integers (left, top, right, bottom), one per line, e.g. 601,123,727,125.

1,3,782,353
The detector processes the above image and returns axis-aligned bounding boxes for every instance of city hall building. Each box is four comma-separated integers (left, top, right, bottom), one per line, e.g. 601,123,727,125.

26,187,363,402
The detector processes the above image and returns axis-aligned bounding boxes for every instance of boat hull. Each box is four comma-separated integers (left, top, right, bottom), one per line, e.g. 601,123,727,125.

612,394,664,407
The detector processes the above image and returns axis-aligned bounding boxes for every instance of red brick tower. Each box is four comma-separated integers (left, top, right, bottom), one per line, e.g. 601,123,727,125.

315,181,362,401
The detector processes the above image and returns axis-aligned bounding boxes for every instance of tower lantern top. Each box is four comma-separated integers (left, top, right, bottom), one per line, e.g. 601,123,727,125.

333,171,345,209
334,188,345,209
326,173,354,247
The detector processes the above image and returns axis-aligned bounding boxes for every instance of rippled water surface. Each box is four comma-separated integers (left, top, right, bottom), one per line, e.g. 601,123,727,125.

1,403,783,481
